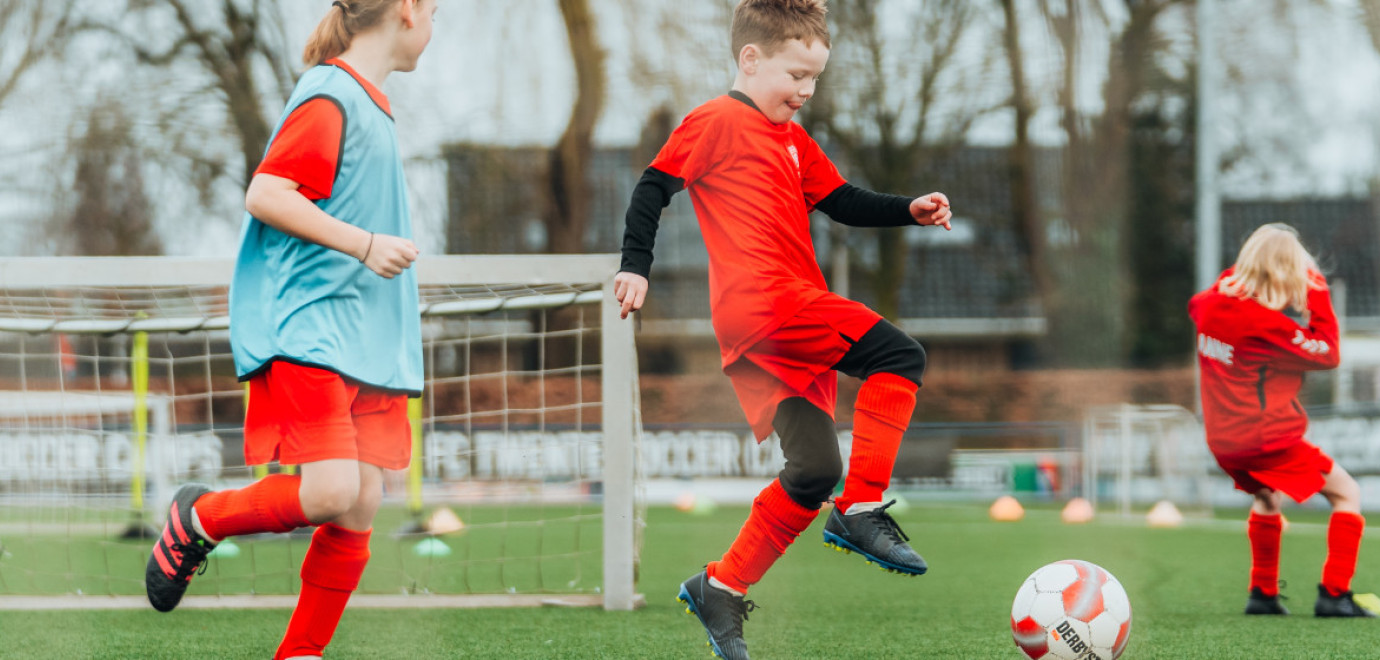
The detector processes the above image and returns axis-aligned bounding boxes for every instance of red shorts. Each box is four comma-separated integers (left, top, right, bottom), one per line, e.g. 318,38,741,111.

1214,440,1335,503
244,361,412,470
725,294,882,441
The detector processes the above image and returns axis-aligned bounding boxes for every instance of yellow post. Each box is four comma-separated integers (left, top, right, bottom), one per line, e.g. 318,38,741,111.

407,396,424,520
130,331,149,514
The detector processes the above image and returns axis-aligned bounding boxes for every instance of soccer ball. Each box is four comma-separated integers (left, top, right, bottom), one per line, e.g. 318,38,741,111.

1010,559,1131,660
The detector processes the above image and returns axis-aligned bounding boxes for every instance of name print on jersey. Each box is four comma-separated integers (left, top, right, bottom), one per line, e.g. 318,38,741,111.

1198,333,1235,366
1291,329,1331,356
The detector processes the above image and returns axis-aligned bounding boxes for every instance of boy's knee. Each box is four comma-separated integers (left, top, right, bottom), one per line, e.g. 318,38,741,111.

333,484,384,529
301,480,361,522
354,482,383,516
890,340,926,385
1328,483,1362,509
780,453,842,509
863,337,925,386
839,321,926,386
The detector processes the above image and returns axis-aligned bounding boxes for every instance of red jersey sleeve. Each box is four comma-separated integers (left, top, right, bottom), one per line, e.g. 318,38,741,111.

648,108,724,186
253,97,345,201
1253,286,1340,371
795,131,845,209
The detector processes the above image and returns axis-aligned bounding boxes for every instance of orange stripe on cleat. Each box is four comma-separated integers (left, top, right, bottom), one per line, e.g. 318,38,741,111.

169,503,191,545
154,541,177,577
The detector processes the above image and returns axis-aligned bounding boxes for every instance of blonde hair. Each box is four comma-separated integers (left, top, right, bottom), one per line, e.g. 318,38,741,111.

1218,223,1319,313
731,0,830,60
303,0,405,66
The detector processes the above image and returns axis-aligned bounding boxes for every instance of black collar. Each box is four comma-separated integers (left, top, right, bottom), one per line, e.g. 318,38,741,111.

728,90,761,114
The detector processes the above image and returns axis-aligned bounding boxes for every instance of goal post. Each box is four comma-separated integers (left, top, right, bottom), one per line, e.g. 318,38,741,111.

1082,404,1213,518
0,255,643,611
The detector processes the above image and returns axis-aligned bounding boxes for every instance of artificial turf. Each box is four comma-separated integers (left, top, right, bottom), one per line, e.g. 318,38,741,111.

1,502,1376,658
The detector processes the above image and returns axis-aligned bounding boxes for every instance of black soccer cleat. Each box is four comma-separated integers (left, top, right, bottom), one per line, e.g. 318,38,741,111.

145,483,216,613
676,571,756,660
1314,584,1377,618
1245,586,1289,615
822,500,927,576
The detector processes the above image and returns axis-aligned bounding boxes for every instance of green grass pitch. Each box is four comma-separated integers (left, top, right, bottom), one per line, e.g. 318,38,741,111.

0,502,1376,658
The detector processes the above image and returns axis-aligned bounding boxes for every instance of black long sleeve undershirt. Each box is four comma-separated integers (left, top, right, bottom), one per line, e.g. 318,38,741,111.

618,172,918,280
814,183,915,227
619,167,684,278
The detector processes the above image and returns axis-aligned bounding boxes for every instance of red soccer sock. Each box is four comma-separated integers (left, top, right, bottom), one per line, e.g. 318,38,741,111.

275,523,372,660
1322,511,1365,596
1248,512,1283,596
194,473,309,541
836,373,917,513
707,479,818,594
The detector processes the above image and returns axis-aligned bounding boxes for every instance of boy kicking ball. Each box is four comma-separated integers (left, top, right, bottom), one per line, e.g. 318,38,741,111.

614,1,952,657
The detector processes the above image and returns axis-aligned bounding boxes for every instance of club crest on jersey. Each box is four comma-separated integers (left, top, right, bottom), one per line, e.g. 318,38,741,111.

787,144,800,173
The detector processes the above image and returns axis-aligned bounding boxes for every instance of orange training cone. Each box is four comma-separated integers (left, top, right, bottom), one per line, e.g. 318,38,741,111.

424,507,466,535
989,495,1025,522
1146,500,1184,528
1061,497,1094,524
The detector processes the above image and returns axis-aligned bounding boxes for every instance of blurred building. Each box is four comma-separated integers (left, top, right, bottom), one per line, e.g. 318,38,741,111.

442,143,1380,380
1222,199,1380,323
443,144,1053,374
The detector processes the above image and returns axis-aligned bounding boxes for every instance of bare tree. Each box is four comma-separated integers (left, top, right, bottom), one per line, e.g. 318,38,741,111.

0,0,76,112
999,0,1053,329
804,0,999,321
53,101,162,256
1351,0,1380,197
1031,0,1185,365
77,0,296,189
544,0,607,254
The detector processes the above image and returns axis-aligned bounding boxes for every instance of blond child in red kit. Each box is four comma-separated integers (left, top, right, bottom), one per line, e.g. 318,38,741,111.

1190,223,1373,618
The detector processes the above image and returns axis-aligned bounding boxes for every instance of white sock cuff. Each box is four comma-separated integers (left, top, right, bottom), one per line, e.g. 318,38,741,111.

189,505,221,544
844,501,883,515
708,575,745,597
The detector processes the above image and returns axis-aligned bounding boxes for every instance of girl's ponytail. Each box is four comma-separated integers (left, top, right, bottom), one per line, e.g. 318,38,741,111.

302,1,401,66
303,2,351,66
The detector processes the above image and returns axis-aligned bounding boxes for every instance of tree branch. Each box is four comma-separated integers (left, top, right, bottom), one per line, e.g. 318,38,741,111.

0,0,75,110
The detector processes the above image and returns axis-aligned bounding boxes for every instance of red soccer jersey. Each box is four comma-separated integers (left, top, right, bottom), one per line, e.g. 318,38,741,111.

649,94,846,366
1188,270,1340,458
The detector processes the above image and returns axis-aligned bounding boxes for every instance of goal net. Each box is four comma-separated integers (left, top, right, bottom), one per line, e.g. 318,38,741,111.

1081,404,1213,518
0,255,643,610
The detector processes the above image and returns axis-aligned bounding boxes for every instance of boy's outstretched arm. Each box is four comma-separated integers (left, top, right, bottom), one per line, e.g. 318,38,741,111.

815,183,952,230
617,167,684,319
910,192,953,229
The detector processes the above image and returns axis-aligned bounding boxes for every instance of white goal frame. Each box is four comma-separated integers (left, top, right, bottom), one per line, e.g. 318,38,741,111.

0,255,642,611
1082,403,1212,518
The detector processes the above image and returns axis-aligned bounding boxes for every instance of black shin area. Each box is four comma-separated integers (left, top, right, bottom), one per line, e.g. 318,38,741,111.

773,397,843,509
